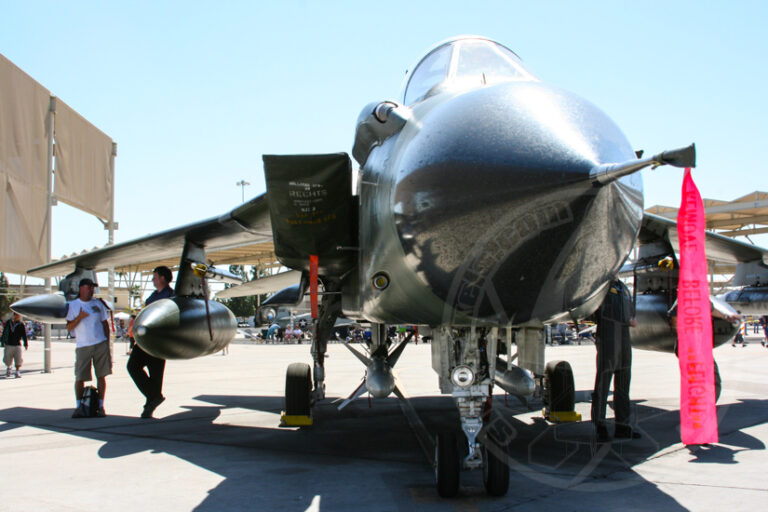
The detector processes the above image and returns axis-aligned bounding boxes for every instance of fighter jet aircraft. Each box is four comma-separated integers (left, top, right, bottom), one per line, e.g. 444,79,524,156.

13,36,765,498
627,213,767,352
715,257,768,317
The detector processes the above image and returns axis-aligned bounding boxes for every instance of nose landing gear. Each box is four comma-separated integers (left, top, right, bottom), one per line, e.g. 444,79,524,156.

432,326,512,497
433,395,511,498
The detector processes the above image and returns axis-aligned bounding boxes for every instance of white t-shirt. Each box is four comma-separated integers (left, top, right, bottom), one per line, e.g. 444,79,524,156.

66,298,110,348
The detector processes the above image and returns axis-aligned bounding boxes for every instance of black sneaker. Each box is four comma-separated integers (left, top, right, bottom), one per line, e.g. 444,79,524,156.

141,395,165,418
96,407,106,418
615,426,641,439
596,425,611,442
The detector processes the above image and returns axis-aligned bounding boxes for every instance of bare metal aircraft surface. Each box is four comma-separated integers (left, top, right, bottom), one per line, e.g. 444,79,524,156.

13,36,768,497
715,258,768,317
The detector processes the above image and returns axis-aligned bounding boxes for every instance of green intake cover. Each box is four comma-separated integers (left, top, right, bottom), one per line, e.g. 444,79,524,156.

263,153,357,274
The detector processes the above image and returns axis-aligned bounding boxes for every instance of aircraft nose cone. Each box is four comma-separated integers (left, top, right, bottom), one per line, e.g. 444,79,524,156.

10,294,68,323
134,297,236,359
365,359,395,398
393,82,642,323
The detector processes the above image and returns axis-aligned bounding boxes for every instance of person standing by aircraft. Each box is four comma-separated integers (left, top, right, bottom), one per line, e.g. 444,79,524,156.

66,279,111,418
266,322,279,343
128,266,174,418
732,323,747,347
127,313,136,353
591,278,640,441
3,313,28,378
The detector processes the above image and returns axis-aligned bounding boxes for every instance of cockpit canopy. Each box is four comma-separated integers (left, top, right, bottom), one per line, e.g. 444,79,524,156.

402,37,537,105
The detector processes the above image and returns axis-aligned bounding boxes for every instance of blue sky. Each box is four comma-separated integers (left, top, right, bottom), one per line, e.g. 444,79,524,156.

2,1,766,281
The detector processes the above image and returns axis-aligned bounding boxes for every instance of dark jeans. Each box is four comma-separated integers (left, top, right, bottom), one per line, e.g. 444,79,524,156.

127,346,165,401
591,320,632,428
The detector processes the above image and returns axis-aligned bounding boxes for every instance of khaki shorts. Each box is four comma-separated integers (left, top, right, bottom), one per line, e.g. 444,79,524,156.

75,340,112,381
3,346,22,368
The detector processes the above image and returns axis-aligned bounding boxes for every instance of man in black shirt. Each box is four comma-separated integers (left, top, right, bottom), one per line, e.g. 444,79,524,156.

591,278,640,441
3,313,28,378
128,266,174,418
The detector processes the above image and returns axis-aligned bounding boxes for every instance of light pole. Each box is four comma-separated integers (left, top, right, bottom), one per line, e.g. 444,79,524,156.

236,180,250,203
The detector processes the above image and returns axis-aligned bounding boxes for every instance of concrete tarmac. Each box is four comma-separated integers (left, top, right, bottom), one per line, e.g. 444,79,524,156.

1,335,766,511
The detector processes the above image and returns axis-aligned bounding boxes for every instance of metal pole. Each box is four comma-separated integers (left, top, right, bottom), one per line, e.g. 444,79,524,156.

43,96,56,373
236,180,250,203
107,142,117,310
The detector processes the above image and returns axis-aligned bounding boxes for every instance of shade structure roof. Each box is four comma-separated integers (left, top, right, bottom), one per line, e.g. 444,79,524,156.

646,190,768,238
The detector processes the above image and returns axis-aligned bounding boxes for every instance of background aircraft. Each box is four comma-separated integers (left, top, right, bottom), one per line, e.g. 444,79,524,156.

627,213,766,352
13,36,765,498
715,257,768,318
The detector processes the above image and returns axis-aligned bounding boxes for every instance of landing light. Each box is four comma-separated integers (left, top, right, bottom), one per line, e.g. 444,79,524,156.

372,272,390,290
451,365,475,388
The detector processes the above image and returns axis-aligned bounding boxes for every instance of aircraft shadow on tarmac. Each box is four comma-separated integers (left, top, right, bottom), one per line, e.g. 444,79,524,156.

0,394,765,510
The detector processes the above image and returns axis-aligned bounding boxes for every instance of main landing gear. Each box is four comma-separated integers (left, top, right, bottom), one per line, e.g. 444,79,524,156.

543,360,580,423
281,282,341,427
282,362,313,426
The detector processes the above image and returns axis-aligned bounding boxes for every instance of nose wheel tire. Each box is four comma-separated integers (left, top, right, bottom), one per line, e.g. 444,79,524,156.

482,440,510,496
285,362,312,416
435,431,460,498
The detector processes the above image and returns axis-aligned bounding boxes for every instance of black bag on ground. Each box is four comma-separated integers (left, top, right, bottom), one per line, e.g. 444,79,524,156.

82,386,100,417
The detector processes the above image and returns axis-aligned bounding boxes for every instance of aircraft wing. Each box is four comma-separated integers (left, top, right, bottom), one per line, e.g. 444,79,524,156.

216,270,301,298
28,193,272,278
638,212,768,264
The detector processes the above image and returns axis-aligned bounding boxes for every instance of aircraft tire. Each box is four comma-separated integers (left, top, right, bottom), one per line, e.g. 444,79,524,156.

714,360,722,402
435,431,460,498
545,360,575,412
482,440,510,496
285,362,312,416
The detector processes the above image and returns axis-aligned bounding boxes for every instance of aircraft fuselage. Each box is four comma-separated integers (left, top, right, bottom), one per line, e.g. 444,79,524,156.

345,76,643,328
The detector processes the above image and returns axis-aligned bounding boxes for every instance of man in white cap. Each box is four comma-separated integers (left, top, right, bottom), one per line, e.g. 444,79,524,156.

66,278,111,418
